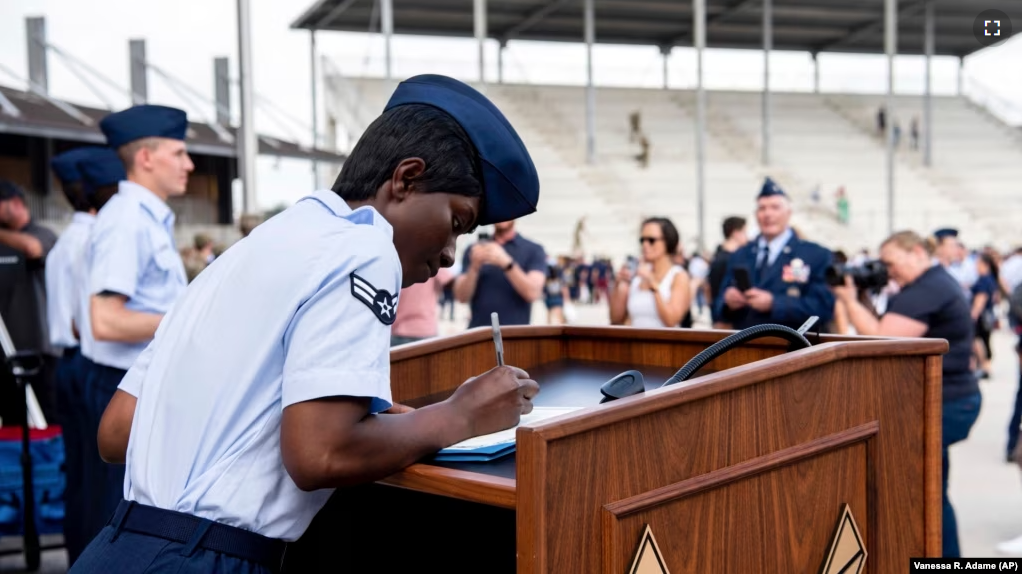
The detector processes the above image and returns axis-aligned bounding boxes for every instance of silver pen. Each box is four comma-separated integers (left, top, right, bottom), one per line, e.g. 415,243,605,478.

490,312,505,366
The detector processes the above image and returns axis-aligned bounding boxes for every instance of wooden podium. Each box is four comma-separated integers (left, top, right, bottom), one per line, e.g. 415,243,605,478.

283,326,943,573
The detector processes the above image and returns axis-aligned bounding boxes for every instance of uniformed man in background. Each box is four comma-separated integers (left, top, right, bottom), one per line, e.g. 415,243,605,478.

715,177,835,331
77,104,192,546
71,74,540,574
46,146,124,563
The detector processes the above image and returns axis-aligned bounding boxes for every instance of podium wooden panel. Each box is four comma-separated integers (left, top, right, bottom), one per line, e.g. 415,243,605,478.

283,327,942,573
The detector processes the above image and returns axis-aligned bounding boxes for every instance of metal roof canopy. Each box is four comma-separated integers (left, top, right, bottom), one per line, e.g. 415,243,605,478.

0,85,347,163
291,0,1020,57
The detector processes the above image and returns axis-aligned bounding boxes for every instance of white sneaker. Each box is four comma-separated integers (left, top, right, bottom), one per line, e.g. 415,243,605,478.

996,536,1023,556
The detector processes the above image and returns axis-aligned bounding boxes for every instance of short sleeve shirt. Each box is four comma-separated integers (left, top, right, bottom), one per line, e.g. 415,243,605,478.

83,181,187,369
971,274,997,314
45,212,94,349
887,265,978,402
0,220,57,354
121,190,400,541
461,234,547,328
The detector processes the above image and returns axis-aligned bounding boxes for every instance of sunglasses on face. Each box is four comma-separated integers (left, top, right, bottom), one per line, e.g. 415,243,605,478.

640,237,662,245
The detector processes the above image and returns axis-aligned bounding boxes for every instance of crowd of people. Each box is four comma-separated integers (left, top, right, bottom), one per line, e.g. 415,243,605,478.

425,173,1022,558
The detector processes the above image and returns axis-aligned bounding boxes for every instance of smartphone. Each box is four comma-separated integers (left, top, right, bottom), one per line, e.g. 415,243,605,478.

733,265,752,292
626,256,638,274
477,226,494,242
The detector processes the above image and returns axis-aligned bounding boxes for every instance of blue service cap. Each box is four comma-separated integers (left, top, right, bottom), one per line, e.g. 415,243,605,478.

758,177,786,199
934,228,959,240
99,104,188,149
383,74,539,226
0,180,26,201
51,147,104,185
79,148,126,195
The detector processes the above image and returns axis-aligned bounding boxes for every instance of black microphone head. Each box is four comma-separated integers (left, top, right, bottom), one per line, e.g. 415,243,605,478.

599,370,646,403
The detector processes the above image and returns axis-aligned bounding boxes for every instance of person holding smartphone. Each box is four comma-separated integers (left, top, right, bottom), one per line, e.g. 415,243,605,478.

609,217,691,328
715,178,834,331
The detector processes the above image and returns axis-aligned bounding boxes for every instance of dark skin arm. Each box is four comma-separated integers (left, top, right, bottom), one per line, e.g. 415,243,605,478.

281,366,538,491
98,390,137,463
96,393,417,464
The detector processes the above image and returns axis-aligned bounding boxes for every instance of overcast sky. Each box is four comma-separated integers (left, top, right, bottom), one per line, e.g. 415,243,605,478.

1,0,1019,212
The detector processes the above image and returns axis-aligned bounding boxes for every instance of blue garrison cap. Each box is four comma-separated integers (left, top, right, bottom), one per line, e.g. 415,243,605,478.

383,74,539,225
51,147,103,185
79,148,126,195
0,180,26,201
934,228,959,240
99,104,188,149
758,177,786,199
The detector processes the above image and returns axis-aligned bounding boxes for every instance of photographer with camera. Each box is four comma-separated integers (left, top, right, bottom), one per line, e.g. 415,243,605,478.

831,230,978,559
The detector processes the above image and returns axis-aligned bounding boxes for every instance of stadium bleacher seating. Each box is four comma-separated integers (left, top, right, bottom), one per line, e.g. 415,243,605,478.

330,76,1021,262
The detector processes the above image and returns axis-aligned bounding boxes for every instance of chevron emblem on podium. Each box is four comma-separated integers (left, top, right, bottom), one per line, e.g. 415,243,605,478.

819,504,867,574
628,524,670,574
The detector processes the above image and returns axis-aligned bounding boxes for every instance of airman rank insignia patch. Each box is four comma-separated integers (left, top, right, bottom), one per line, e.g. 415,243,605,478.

350,272,398,325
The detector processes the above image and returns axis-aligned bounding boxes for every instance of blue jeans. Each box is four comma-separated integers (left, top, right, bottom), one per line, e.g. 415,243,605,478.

942,392,982,558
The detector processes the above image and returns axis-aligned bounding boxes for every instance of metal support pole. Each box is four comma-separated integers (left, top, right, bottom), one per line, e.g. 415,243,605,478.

694,0,707,251
310,30,320,185
923,1,933,167
26,18,47,94
762,0,772,166
214,57,230,126
812,52,820,93
956,56,963,97
584,0,596,164
381,0,393,79
237,0,258,215
474,0,487,85
129,39,148,105
884,0,896,235
661,46,670,90
498,40,505,84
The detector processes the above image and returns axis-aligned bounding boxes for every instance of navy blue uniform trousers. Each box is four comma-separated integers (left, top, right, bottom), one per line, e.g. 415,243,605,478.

54,348,88,564
80,358,128,547
71,502,274,574
70,524,269,573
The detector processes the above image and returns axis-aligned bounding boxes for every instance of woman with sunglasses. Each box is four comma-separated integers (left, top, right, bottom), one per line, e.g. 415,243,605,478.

610,217,691,328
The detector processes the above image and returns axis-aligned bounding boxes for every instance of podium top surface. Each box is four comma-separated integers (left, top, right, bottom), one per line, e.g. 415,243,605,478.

379,326,949,511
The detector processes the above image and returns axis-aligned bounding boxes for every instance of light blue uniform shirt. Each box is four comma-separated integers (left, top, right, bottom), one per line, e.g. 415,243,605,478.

82,181,187,370
119,190,400,541
45,212,94,349
754,227,794,269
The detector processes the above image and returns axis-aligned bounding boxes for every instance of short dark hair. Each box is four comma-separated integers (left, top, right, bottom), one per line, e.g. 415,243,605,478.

331,104,483,207
61,183,92,212
642,217,680,256
88,185,117,212
722,216,746,239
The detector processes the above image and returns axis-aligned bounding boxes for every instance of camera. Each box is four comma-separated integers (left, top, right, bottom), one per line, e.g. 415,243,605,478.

825,259,889,291
477,226,494,242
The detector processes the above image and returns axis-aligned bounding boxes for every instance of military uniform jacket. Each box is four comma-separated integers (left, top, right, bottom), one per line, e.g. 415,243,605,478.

714,233,835,331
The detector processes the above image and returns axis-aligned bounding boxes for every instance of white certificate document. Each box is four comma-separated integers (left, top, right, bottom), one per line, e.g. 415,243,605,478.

440,407,583,451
